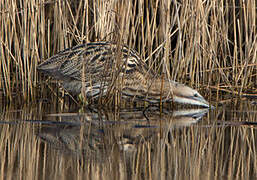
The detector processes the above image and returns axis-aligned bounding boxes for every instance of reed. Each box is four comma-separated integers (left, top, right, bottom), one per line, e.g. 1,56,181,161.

0,0,256,102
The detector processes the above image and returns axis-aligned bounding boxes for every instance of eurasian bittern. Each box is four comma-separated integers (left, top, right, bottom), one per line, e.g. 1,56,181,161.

37,42,211,108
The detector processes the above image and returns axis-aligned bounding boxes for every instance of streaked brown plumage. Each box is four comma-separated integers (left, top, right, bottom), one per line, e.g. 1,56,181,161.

37,42,211,108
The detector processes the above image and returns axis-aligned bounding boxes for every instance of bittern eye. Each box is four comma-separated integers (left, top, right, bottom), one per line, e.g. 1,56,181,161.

194,93,199,97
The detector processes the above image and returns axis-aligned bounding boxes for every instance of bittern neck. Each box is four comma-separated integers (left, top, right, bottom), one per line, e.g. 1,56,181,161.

145,77,173,102
122,75,172,103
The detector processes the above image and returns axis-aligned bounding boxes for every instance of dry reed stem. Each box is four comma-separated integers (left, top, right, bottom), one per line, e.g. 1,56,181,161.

0,0,256,102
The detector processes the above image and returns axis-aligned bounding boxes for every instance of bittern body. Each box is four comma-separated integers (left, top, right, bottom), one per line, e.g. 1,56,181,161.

37,42,211,108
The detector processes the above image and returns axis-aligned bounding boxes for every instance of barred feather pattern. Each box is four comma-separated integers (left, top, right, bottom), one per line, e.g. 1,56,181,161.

37,42,171,102
37,41,211,108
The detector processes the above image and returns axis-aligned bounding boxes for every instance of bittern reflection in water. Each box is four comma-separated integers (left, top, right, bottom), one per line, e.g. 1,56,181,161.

37,42,211,108
37,108,208,156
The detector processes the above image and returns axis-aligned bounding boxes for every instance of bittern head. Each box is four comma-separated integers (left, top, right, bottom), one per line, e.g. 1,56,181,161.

171,81,212,108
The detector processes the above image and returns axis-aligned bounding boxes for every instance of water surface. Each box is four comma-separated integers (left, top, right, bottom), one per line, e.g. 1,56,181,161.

0,100,257,179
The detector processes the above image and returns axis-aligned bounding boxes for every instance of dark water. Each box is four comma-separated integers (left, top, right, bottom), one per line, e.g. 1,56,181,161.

0,99,257,179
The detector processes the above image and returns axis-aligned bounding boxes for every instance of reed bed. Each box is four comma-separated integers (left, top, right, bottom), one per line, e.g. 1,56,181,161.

0,0,256,102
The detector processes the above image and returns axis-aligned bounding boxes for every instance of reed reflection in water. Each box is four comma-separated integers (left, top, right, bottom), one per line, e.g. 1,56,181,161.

0,102,257,179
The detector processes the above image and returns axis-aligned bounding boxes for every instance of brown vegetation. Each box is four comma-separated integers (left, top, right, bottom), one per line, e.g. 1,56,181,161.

0,0,256,102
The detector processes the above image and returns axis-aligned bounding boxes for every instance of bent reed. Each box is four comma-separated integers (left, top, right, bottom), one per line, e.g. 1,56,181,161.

0,0,256,103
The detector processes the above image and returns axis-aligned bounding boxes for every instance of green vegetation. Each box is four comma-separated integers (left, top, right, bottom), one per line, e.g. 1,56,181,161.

0,0,256,102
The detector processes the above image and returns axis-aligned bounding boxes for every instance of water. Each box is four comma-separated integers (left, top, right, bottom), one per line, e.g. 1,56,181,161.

0,99,257,179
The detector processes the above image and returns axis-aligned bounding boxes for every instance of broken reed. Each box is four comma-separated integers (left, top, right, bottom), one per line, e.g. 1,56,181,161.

0,0,256,102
